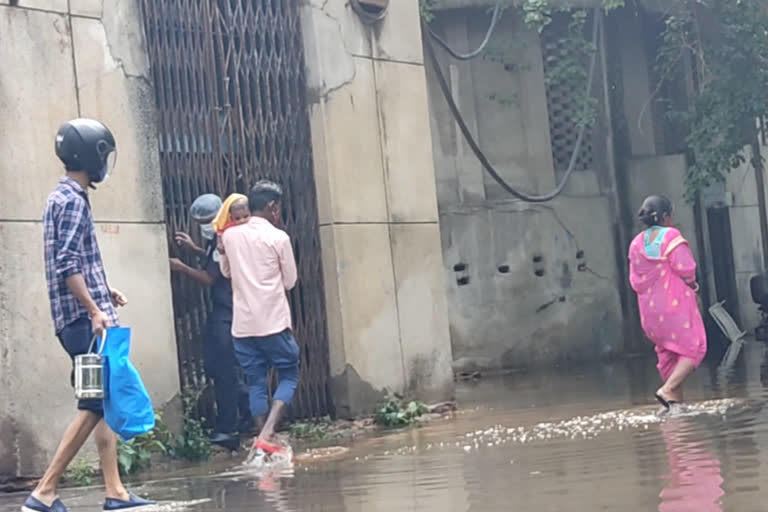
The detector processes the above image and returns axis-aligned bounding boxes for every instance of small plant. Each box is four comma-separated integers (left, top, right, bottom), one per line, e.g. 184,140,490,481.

174,388,212,462
117,413,171,475
289,416,338,442
174,416,211,461
374,393,428,428
64,458,96,487
419,0,438,22
116,390,212,475
117,438,154,476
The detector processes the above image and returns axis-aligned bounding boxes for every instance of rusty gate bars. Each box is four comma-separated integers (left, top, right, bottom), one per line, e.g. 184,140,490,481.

140,0,333,420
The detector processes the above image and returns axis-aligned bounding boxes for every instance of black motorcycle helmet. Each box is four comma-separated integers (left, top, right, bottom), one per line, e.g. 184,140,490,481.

55,118,116,183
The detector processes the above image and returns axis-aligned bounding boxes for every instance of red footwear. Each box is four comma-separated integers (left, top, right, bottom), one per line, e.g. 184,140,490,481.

253,439,284,454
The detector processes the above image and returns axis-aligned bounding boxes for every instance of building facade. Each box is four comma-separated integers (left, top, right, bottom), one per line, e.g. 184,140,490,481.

0,0,454,477
425,0,768,372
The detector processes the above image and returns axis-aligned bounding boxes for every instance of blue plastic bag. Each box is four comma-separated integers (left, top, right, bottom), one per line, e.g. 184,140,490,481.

102,327,155,441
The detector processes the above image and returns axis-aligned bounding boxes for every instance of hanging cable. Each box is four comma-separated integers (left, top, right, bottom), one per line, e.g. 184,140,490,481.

423,9,602,203
424,0,505,60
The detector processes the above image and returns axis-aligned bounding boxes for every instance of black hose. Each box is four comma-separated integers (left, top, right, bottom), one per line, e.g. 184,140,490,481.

424,0,505,61
423,9,602,203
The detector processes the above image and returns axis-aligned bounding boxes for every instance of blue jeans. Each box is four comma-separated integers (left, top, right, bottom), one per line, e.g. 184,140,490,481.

233,330,300,418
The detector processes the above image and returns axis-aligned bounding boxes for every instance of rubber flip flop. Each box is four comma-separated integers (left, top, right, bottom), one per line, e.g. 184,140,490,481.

655,393,680,409
655,393,671,409
253,439,285,454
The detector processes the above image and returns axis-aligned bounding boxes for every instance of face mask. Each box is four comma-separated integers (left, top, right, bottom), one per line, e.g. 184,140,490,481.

200,223,215,240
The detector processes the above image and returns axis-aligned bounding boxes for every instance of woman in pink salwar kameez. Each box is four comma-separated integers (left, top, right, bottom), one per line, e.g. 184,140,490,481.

628,195,707,409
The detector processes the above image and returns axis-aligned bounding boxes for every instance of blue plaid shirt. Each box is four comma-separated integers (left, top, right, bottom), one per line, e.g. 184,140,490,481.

43,177,118,333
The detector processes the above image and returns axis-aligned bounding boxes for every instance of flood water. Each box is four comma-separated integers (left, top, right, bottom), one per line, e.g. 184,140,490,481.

6,342,768,511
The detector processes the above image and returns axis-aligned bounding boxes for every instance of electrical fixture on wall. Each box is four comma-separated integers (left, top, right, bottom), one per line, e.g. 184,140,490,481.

350,0,390,24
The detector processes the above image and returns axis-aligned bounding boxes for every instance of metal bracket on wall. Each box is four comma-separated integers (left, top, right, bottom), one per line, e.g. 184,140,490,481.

350,0,390,24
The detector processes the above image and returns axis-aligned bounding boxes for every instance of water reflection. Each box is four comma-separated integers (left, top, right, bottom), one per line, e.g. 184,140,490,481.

5,346,768,511
658,418,723,512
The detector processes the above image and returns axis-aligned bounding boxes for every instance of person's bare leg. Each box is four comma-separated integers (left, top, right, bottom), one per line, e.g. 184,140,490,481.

31,411,101,506
93,419,130,501
253,415,265,436
658,358,696,403
257,401,287,443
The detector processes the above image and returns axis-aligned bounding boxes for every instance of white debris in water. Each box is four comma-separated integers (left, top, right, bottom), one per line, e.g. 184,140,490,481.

295,446,349,461
358,399,748,462
449,398,745,450
140,499,212,511
242,442,294,475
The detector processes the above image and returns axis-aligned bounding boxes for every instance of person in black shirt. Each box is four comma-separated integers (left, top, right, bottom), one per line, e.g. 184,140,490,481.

169,194,252,449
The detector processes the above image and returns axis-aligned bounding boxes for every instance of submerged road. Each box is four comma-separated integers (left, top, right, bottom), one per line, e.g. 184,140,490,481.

3,343,768,511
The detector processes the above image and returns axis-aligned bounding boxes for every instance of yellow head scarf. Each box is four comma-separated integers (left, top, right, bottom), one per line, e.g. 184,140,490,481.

212,193,248,233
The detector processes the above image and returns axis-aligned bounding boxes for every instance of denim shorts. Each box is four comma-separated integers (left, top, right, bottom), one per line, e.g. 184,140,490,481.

233,330,301,414
57,317,104,415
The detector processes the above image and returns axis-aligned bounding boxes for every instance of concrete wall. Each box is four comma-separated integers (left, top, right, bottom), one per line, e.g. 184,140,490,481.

441,199,623,370
427,0,768,364
724,145,768,330
300,0,455,415
426,8,623,371
428,9,556,204
434,0,603,8
626,155,702,261
0,1,179,476
614,6,657,158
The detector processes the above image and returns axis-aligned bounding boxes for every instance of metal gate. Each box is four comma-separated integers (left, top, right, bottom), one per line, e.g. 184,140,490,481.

140,0,333,419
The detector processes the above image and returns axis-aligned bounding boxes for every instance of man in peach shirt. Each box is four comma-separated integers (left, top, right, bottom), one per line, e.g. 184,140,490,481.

218,180,299,453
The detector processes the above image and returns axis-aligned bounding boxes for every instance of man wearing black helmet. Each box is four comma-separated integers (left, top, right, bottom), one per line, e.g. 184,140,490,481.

23,119,154,512
169,193,253,450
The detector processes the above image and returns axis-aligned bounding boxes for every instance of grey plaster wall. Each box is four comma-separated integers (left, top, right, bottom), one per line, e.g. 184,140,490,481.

300,0,455,415
425,8,623,371
0,1,179,477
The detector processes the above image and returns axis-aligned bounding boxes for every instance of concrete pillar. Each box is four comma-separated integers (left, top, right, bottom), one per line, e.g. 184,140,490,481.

615,6,657,157
0,1,179,476
726,144,768,330
300,0,454,416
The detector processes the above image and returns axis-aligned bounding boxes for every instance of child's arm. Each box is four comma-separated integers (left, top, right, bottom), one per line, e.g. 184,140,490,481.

219,232,232,278
277,234,297,290
219,253,231,278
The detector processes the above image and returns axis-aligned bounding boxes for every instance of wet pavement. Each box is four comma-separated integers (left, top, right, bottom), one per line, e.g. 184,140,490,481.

5,341,768,511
